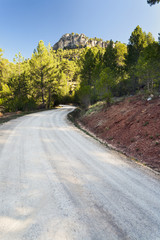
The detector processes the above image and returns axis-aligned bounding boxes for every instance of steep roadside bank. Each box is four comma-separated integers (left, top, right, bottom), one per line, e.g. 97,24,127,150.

70,95,160,172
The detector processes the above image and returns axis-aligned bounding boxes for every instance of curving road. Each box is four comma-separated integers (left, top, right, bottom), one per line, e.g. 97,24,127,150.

0,106,160,240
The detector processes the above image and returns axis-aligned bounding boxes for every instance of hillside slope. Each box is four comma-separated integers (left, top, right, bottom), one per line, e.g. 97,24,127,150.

78,95,160,172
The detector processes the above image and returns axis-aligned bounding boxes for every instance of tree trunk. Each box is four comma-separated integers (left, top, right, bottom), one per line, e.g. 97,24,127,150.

48,87,51,109
41,71,45,105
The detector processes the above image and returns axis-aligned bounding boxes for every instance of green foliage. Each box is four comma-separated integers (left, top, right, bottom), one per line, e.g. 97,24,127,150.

135,42,160,93
146,32,155,45
126,26,150,68
143,121,149,126
30,41,58,108
147,0,160,5
1,42,83,110
125,26,156,94
126,26,155,74
115,42,127,67
97,67,115,101
103,40,117,70
84,101,105,116
80,47,97,86
77,47,105,107
0,27,160,112
89,37,103,42
0,50,7,86
5,58,36,111
77,40,128,106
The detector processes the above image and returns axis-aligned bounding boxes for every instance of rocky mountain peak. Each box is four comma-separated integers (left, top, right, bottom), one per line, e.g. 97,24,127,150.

53,33,108,50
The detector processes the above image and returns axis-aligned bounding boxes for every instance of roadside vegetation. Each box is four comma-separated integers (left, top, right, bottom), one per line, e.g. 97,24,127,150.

77,26,160,108
0,24,160,115
0,0,159,171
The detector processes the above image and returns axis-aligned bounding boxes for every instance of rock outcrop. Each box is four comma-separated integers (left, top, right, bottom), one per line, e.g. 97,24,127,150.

53,33,108,50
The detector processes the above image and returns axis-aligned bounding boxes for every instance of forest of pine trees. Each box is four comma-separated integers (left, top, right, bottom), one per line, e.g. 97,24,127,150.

0,26,160,111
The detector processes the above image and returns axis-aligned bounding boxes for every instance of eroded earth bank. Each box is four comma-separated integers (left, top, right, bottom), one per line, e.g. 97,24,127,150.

75,95,160,172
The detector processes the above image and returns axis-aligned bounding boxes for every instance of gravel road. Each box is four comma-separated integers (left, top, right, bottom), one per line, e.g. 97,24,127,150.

0,106,160,240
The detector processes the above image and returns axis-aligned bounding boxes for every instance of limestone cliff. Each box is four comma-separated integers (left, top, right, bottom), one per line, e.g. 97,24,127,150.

53,33,108,50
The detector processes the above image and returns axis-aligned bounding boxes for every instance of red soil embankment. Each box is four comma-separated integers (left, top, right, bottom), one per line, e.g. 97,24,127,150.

79,96,160,172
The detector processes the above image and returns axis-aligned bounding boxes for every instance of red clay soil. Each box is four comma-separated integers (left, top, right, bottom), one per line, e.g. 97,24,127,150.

79,95,160,172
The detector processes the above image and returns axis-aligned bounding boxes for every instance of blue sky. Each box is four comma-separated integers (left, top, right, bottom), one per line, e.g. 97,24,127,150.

0,0,160,61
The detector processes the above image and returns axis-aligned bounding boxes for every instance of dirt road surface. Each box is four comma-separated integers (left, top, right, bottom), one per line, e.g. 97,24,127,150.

0,106,160,240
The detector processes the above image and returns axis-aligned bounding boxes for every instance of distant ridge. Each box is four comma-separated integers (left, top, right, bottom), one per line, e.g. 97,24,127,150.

53,33,108,50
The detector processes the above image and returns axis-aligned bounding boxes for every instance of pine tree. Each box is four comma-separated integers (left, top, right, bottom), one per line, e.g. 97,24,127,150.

126,26,148,68
136,42,160,93
103,40,117,71
13,52,24,76
125,26,155,93
30,40,57,108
